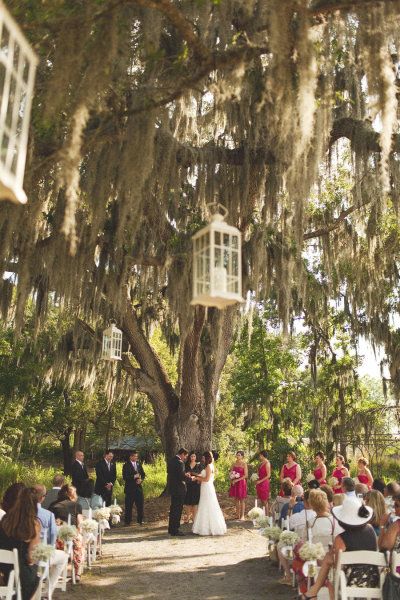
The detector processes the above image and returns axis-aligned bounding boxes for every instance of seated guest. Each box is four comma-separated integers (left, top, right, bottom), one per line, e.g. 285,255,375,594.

281,484,304,522
379,493,400,556
289,490,316,537
271,479,293,519
309,489,341,549
50,484,83,581
332,493,345,507
342,477,356,497
50,484,83,527
77,478,103,510
384,482,400,513
299,497,378,600
32,485,68,595
42,473,65,509
1,482,26,514
365,489,388,536
355,482,369,498
0,487,40,600
320,484,334,506
307,479,320,490
372,478,385,494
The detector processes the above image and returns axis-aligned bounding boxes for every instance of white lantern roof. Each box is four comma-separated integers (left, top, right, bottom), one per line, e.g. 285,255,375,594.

0,1,38,204
191,204,244,310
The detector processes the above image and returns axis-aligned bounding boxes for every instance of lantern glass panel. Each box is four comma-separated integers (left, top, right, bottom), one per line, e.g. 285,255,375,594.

215,231,221,245
223,233,229,246
231,235,238,249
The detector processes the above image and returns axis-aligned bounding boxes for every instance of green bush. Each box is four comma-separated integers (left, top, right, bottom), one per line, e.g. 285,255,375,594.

0,461,64,499
142,455,167,498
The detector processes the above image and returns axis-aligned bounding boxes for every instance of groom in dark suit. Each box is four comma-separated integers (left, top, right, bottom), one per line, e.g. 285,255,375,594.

122,451,146,525
167,447,189,536
95,450,117,506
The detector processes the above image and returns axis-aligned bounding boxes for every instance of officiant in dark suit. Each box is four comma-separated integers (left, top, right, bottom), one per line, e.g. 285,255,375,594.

122,451,146,525
167,448,189,536
94,450,117,506
71,450,89,489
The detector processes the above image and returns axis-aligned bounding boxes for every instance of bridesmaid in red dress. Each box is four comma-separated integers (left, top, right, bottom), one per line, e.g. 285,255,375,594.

279,451,301,496
331,454,349,494
357,457,373,489
229,451,248,520
313,451,327,485
255,450,271,512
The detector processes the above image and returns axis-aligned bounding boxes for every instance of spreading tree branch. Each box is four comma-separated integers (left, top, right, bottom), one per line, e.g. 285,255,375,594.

310,0,400,15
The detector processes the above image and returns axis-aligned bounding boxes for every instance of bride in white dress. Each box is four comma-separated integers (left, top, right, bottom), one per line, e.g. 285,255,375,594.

192,451,227,536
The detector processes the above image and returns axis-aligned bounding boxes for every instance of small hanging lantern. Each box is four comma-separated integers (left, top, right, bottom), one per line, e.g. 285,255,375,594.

102,324,122,361
0,1,38,204
191,203,244,310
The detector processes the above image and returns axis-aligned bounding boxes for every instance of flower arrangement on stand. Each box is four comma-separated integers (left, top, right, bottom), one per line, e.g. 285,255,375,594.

93,507,111,530
299,541,325,577
261,525,281,557
81,518,99,541
247,506,264,526
277,530,299,559
255,515,271,529
57,524,78,542
110,504,123,525
31,543,56,563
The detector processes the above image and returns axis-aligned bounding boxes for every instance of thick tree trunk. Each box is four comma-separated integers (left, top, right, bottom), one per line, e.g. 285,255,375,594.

61,429,72,474
121,301,236,459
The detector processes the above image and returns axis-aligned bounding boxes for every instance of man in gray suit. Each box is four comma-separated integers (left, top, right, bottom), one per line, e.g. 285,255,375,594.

42,473,65,509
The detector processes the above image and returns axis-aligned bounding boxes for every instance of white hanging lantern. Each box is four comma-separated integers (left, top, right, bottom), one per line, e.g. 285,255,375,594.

191,203,244,310
102,324,122,361
0,1,38,204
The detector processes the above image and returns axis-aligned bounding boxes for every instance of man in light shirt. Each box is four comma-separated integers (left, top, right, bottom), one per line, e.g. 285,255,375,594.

342,477,357,497
32,485,68,595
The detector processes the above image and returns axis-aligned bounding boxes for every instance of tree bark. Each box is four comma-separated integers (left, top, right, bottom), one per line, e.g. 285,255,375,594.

121,302,237,458
61,429,73,474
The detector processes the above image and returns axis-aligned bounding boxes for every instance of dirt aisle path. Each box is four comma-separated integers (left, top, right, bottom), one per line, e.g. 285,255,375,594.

58,521,294,600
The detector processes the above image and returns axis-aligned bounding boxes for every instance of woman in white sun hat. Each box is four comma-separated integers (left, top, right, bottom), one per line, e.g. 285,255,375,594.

298,496,379,600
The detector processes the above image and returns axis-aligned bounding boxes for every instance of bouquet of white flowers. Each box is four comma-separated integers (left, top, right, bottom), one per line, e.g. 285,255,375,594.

93,507,111,522
250,473,259,483
328,477,339,488
247,507,264,520
261,526,282,542
229,471,240,480
255,515,271,528
31,543,55,563
306,472,316,483
110,505,122,516
57,524,78,542
81,519,99,535
278,530,299,549
299,541,325,562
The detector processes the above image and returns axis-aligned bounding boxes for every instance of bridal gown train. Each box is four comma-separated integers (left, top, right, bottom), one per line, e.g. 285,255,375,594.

192,464,227,536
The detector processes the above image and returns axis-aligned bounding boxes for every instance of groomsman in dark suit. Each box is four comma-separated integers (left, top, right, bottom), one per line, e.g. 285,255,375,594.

167,448,189,536
94,450,117,506
70,450,89,490
122,451,146,525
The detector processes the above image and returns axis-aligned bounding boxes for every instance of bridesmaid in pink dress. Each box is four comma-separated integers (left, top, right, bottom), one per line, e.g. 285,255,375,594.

331,454,349,494
357,457,373,489
279,451,301,496
313,451,327,485
256,450,271,512
229,451,248,520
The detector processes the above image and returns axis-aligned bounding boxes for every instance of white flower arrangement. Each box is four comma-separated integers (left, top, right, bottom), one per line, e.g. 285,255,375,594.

278,530,299,549
328,477,339,488
111,514,121,525
261,526,282,542
306,472,316,483
255,515,271,528
229,471,240,480
299,541,326,562
31,543,55,563
93,507,111,522
81,519,99,535
110,505,122,516
250,473,259,482
57,524,78,542
353,476,360,485
247,507,264,520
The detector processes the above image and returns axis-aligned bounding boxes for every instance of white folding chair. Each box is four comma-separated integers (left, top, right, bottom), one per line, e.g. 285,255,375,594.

281,518,290,531
335,550,386,600
81,509,96,568
37,559,52,600
0,549,21,600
